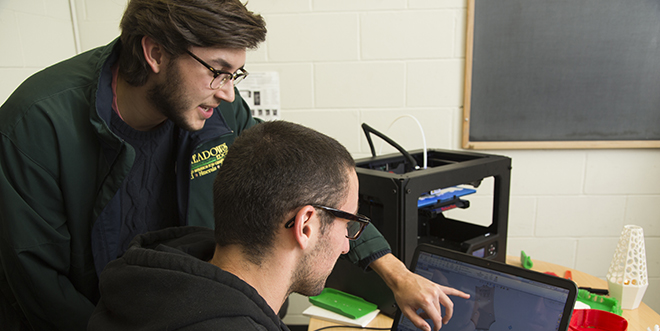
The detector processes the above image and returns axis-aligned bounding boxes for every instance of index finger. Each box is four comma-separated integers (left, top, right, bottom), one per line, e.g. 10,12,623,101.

442,286,470,299
439,287,470,324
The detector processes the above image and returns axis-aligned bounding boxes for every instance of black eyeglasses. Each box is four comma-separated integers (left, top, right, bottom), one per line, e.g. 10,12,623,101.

284,205,371,240
185,50,249,89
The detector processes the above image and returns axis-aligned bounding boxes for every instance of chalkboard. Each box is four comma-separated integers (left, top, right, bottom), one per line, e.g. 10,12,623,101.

462,0,660,149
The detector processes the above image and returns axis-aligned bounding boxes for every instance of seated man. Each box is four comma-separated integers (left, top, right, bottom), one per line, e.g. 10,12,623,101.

87,121,468,330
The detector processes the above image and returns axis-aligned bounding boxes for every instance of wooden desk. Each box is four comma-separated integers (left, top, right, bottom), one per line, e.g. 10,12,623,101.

308,256,660,331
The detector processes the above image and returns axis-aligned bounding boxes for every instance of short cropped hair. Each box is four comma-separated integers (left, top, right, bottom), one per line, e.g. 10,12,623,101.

118,0,267,86
213,121,355,265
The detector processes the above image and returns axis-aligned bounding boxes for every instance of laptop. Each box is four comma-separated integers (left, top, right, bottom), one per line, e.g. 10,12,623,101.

391,244,578,331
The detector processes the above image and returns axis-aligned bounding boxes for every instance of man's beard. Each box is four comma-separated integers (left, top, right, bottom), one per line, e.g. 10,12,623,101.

146,60,200,132
288,233,334,297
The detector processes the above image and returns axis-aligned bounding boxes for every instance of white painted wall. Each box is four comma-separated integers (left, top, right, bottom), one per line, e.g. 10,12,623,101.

1,0,657,325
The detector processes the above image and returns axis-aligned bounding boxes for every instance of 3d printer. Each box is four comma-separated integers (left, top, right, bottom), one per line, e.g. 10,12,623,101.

325,124,512,316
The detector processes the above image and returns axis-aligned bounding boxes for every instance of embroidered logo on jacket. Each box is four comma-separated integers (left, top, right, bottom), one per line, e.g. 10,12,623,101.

190,143,228,179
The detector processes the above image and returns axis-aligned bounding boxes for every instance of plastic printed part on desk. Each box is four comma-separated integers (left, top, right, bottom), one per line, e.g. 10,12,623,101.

606,224,648,310
576,289,622,315
520,250,533,269
302,305,380,328
569,309,628,331
309,288,378,319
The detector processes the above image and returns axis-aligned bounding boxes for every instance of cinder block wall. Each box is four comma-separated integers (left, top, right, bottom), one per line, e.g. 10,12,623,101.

1,0,657,324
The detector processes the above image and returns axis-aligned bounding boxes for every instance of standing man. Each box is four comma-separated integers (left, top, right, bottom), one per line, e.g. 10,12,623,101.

1,1,465,331
1,1,265,329
87,121,469,330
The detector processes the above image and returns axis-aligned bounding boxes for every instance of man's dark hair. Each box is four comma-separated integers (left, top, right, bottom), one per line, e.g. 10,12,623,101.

213,121,355,265
118,0,267,86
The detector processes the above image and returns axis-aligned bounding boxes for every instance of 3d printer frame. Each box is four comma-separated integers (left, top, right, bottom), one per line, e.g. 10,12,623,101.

355,148,512,265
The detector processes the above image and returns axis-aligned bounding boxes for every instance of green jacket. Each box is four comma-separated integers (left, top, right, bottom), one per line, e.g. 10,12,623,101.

0,40,390,330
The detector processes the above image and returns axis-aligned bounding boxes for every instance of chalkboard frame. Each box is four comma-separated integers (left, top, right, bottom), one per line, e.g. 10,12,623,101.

462,0,660,150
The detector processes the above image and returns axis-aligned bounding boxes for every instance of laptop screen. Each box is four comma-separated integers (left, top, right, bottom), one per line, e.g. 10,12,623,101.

392,245,577,331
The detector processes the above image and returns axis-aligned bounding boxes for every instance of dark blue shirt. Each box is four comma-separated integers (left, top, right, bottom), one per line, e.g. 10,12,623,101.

110,111,179,255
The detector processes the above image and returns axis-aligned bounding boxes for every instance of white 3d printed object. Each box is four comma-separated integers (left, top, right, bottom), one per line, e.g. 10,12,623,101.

606,225,648,310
